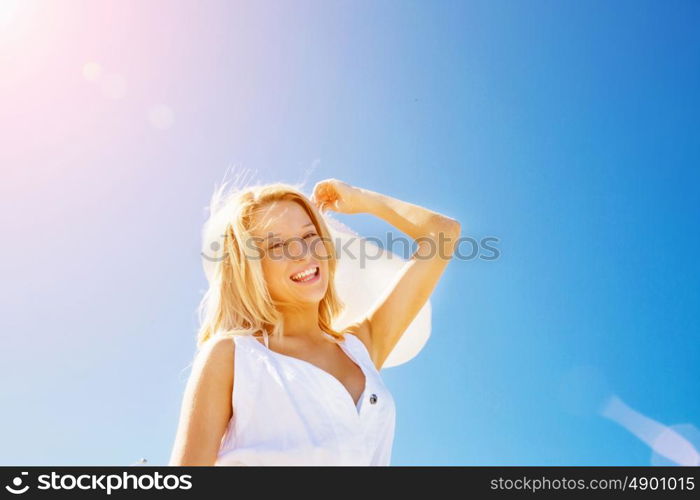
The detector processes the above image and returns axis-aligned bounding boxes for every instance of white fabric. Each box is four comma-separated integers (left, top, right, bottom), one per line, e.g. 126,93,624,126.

214,330,397,466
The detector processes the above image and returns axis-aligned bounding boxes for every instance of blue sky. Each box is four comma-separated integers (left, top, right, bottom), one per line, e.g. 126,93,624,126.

0,0,698,465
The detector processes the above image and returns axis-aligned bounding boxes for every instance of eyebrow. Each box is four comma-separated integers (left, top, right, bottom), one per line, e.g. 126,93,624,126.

264,222,315,241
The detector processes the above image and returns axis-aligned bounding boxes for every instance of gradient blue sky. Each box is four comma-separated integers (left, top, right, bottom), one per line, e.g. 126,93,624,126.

1,0,698,465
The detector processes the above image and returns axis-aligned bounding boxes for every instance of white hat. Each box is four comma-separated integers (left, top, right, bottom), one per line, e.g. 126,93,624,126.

323,213,432,369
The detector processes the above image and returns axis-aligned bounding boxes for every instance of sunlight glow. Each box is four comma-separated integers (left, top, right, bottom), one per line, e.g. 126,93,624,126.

0,0,21,30
82,62,102,82
148,104,175,130
100,73,127,99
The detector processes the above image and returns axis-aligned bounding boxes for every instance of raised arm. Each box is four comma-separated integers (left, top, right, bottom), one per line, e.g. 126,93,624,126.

168,336,234,465
312,179,461,369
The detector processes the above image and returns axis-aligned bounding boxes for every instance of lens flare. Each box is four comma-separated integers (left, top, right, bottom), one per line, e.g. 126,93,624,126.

600,396,700,466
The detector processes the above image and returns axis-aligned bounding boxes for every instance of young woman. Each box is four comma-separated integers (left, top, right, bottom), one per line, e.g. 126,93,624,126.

168,178,461,466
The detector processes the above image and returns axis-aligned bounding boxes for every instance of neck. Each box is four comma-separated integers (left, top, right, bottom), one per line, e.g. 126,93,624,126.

276,302,325,344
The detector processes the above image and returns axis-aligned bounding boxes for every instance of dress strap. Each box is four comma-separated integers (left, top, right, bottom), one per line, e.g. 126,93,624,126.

263,330,269,348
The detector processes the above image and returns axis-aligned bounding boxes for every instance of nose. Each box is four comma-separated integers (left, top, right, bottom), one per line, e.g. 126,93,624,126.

287,237,310,260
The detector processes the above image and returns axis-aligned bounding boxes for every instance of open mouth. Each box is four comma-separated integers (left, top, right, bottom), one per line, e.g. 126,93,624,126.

289,266,320,284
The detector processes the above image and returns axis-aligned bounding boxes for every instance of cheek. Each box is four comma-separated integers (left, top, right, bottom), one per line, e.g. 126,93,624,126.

316,240,330,258
320,259,331,281
261,258,293,295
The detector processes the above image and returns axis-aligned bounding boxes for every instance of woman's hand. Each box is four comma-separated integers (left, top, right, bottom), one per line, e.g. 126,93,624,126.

310,178,368,214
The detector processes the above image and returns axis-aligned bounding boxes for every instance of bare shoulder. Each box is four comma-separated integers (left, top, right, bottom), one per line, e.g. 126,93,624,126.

342,318,381,369
198,334,234,360
169,335,235,466
192,336,235,387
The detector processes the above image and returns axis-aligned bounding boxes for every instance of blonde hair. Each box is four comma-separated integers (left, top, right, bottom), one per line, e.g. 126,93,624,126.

195,172,347,349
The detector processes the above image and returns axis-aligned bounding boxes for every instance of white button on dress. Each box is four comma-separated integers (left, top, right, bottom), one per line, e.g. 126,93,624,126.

214,330,396,466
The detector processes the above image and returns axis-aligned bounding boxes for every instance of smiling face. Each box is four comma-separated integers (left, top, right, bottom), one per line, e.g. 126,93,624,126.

250,199,330,307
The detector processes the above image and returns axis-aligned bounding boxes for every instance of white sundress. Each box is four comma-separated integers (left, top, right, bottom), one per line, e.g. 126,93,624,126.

214,330,397,466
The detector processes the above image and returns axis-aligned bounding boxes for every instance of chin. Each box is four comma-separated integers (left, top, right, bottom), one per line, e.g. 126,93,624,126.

295,286,328,304
295,288,327,302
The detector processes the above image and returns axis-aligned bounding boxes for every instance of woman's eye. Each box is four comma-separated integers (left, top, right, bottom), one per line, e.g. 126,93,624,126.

269,233,315,251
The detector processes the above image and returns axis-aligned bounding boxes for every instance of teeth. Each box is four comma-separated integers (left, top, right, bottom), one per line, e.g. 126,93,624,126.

291,266,317,281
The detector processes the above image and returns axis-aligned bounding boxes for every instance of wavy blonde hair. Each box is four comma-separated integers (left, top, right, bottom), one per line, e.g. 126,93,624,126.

195,173,347,350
